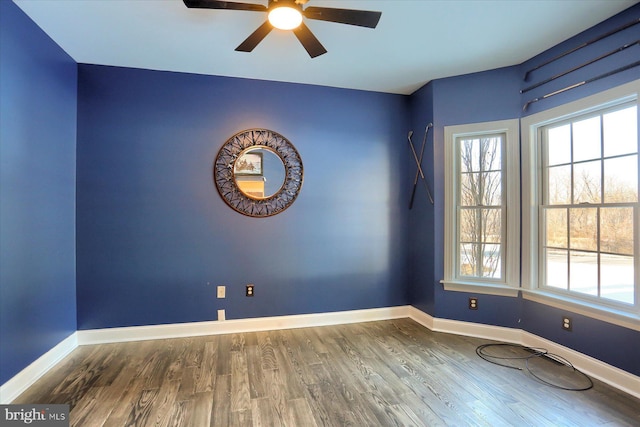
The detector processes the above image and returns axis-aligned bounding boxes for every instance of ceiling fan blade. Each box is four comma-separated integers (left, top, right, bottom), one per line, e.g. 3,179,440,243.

183,0,267,12
235,21,273,52
292,22,327,58
303,6,381,28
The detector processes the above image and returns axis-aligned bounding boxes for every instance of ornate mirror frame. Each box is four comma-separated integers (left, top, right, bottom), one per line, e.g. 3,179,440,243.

214,129,304,217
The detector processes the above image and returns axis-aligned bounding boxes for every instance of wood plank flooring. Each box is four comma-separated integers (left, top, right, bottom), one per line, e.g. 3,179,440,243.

12,318,640,426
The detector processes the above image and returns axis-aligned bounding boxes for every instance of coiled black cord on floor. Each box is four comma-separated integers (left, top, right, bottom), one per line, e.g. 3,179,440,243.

476,343,594,391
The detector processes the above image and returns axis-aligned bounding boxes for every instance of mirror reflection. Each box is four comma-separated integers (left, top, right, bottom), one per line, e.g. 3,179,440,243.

234,146,285,199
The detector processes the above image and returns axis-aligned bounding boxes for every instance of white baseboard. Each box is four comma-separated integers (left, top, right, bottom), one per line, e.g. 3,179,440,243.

77,306,411,345
521,332,640,399
406,306,640,399
3,305,638,403
406,306,435,330
433,317,523,343
0,333,78,404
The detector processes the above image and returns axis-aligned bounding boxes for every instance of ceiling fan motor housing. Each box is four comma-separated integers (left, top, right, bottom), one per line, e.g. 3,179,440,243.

269,0,305,7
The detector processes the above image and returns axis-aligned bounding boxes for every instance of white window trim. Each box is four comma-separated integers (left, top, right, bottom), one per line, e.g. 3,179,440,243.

521,79,640,331
442,119,520,297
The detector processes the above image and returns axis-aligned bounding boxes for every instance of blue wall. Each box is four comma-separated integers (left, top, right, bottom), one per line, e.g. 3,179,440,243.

431,65,523,329
408,3,640,375
518,2,640,377
408,66,523,326
406,83,435,315
0,0,77,385
75,65,411,329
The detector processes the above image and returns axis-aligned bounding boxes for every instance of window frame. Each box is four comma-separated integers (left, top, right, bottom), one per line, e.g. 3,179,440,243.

442,119,520,297
521,79,640,331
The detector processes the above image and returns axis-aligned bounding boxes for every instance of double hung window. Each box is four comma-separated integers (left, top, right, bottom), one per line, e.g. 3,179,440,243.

540,104,637,305
443,120,520,296
522,80,639,325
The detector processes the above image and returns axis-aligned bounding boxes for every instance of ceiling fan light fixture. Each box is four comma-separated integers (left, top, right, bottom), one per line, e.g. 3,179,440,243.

268,6,303,30
184,0,381,58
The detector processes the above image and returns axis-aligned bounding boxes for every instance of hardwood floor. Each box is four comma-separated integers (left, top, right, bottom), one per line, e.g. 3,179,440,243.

12,318,640,426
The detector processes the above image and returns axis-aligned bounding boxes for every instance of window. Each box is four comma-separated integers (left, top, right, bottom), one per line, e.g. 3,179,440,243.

443,119,520,296
458,134,504,279
541,104,637,304
522,80,640,327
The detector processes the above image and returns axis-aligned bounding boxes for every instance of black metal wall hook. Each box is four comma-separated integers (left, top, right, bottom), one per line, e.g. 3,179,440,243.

407,123,433,208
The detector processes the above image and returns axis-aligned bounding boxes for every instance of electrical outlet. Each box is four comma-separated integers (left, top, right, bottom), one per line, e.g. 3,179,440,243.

217,285,226,298
218,309,226,321
469,297,478,310
562,316,572,331
246,284,254,297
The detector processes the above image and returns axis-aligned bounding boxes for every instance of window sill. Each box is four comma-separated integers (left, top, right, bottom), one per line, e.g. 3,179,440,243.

522,289,640,332
440,280,520,297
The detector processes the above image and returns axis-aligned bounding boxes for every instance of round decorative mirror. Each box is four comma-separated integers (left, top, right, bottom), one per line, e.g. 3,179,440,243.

214,129,303,217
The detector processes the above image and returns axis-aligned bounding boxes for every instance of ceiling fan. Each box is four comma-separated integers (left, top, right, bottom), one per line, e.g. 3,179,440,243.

183,0,382,58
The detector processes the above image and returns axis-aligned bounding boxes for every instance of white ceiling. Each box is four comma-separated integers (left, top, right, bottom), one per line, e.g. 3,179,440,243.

13,0,638,95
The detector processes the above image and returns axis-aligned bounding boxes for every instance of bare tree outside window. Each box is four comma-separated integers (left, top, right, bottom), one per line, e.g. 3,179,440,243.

458,135,504,279
542,104,637,305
